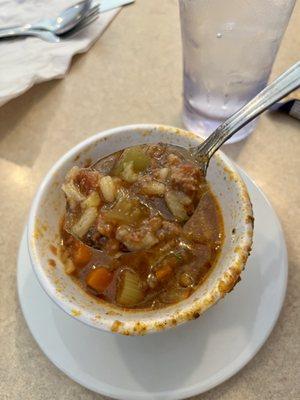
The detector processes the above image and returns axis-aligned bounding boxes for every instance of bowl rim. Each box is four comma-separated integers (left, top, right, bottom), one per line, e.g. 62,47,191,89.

27,124,254,335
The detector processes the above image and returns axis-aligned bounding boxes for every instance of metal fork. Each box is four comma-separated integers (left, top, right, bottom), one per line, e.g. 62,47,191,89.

61,5,100,40
0,4,100,42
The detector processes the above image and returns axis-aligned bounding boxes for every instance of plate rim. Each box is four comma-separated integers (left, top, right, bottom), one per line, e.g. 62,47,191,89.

17,165,288,400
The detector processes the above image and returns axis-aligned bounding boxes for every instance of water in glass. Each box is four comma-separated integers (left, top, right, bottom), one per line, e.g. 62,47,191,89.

179,0,296,143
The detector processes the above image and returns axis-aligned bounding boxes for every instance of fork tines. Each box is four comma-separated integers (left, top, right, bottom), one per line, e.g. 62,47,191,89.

63,3,100,38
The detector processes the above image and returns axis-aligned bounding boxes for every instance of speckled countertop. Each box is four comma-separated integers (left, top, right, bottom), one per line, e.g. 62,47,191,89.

0,1,299,399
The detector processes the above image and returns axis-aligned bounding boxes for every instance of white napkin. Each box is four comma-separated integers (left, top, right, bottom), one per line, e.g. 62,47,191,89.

0,0,127,107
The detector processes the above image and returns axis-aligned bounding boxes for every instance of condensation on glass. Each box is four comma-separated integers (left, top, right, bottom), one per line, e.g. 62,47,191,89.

179,0,296,143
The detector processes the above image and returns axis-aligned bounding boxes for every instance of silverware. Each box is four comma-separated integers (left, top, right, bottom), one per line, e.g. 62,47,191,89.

0,4,100,42
191,62,300,174
59,5,100,39
270,99,300,121
0,29,60,43
0,0,91,35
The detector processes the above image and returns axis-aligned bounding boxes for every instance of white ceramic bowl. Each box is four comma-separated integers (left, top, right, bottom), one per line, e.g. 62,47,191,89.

28,124,253,335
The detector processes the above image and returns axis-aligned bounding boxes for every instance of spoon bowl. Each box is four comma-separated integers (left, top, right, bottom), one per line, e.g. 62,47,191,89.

0,0,92,38
30,0,92,34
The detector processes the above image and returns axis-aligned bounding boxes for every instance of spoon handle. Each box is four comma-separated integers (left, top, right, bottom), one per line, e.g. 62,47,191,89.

193,61,300,163
0,28,59,42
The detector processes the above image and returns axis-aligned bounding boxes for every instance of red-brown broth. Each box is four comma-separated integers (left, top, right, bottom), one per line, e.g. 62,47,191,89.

59,143,224,309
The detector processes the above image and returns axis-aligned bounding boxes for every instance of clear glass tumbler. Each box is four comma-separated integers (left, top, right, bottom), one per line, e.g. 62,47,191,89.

179,0,296,143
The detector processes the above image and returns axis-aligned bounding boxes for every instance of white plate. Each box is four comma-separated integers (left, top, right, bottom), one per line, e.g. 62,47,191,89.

17,168,287,400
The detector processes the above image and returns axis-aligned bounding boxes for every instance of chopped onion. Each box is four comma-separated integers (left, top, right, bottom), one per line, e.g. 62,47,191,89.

72,207,97,238
82,191,101,208
99,176,117,202
165,190,189,221
64,258,75,275
159,287,191,304
121,161,138,183
179,272,194,287
62,181,86,209
158,168,169,181
116,226,158,251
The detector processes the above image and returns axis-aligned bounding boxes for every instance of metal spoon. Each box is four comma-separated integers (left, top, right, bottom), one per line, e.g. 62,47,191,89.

0,0,91,38
0,29,60,43
65,62,300,251
0,3,99,43
191,61,300,174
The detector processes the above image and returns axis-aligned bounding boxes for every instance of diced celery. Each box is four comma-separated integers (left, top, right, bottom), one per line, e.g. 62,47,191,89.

113,146,150,176
103,196,149,225
117,270,144,306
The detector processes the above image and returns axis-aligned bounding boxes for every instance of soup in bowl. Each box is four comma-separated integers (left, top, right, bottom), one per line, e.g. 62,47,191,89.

28,125,253,335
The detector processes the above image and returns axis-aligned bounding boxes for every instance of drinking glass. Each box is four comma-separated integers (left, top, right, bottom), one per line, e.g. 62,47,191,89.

179,0,296,143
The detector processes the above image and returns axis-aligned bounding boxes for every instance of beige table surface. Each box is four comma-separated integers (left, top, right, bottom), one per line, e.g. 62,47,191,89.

0,1,299,399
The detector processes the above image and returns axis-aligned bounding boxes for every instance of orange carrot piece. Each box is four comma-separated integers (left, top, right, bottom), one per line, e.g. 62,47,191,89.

72,242,92,268
86,267,113,293
156,264,172,281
